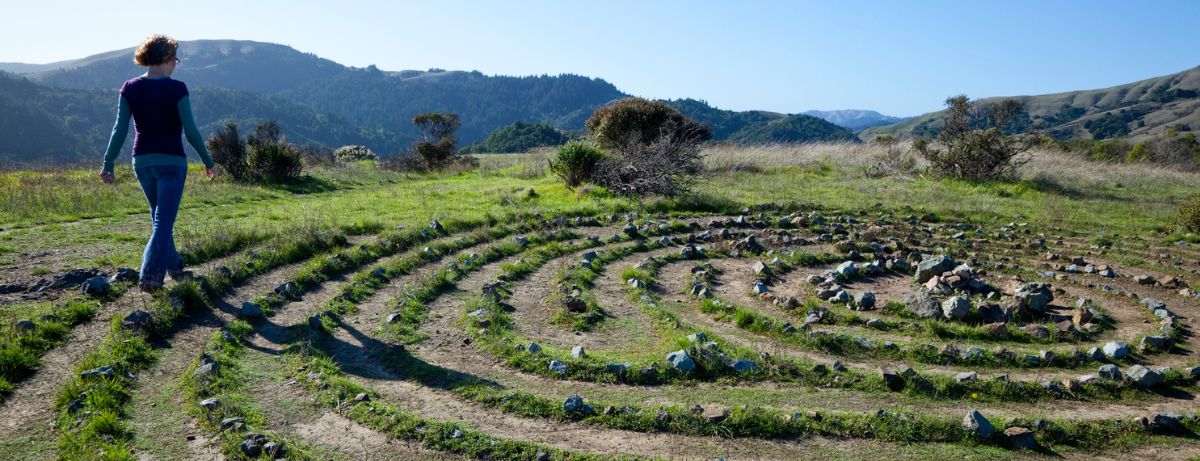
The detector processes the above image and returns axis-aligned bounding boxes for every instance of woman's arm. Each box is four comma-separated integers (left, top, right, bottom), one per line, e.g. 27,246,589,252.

101,95,131,174
177,95,215,170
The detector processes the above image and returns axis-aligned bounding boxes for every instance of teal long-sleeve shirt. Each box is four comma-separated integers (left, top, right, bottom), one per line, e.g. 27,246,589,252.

101,94,215,174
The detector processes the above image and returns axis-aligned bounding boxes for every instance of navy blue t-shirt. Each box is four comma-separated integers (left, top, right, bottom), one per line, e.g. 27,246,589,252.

120,77,189,157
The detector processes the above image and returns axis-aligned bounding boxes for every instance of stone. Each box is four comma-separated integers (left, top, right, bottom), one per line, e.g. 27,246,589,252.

1141,335,1172,352
15,319,36,331
1023,324,1050,339
1086,347,1105,361
978,303,1009,324
752,261,772,276
853,292,876,310
1141,298,1167,310
563,395,592,414
1151,413,1185,434
122,310,154,331
81,365,114,380
385,313,403,324
571,345,587,359
240,301,262,318
1134,275,1156,285
81,276,111,296
880,368,904,391
1127,365,1163,388
915,255,957,283
904,289,941,319
1004,427,1037,450
941,296,970,320
1102,341,1131,360
828,290,850,304
1014,282,1054,312
1098,364,1122,380
831,360,847,372
835,261,857,278
606,363,628,375
753,281,769,294
307,314,326,332
109,267,139,283
548,360,568,374
983,322,1008,339
240,440,262,457
527,343,541,354
732,360,757,373
865,318,886,329
955,371,978,383
199,397,221,410
687,332,708,343
667,350,696,373
194,357,219,379
353,393,370,402
962,410,994,439
220,417,245,431
1072,306,1094,327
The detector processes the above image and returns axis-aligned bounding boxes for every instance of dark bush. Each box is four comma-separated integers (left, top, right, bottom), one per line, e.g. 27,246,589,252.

914,95,1033,180
204,120,303,183
411,112,470,170
380,153,427,172
548,140,606,188
205,122,250,181
585,98,712,151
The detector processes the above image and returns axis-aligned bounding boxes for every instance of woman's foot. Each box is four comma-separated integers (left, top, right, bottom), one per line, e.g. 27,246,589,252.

138,280,164,294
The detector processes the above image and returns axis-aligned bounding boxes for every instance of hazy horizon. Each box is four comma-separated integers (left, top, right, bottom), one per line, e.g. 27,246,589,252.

3,0,1199,116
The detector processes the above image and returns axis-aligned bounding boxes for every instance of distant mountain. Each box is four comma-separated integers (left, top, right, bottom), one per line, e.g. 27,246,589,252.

863,65,1200,141
802,109,910,131
666,99,859,143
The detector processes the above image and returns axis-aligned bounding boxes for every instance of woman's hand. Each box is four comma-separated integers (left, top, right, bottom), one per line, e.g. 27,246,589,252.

205,167,217,181
100,170,115,184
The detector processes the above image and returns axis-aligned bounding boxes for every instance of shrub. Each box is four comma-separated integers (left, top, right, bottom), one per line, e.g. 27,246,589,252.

548,141,605,188
334,145,378,162
379,153,427,172
863,136,918,178
585,97,712,151
1088,140,1132,162
205,122,250,181
914,95,1033,180
1177,194,1200,232
1126,143,1150,163
591,126,706,198
203,120,302,183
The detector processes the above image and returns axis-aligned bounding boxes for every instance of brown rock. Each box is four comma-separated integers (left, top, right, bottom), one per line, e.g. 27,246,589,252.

1072,308,1093,327
1004,427,1037,450
983,322,1009,339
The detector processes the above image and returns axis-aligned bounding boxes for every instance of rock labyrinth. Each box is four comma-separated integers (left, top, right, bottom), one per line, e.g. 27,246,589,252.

5,207,1200,459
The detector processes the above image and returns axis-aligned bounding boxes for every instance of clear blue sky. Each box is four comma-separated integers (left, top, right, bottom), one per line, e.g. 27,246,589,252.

3,0,1198,116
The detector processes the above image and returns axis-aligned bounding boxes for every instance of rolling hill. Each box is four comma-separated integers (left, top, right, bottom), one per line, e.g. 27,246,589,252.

863,65,1200,141
802,109,910,131
1,40,862,163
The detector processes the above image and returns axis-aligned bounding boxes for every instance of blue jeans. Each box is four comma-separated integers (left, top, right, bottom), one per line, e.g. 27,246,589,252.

134,165,187,286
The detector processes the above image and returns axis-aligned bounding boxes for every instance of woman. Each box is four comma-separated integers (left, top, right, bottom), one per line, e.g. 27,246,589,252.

100,34,216,293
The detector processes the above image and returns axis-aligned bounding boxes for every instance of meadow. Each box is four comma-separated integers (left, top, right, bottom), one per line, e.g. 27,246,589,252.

0,143,1198,460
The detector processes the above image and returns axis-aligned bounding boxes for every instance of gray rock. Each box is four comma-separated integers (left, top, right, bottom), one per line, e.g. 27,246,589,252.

853,292,876,310
905,289,941,319
15,319,36,331
1128,365,1163,388
563,394,592,414
571,345,586,359
122,310,154,331
81,276,111,296
1086,347,1105,361
835,261,857,278
221,417,245,431
753,281,769,294
955,371,979,383
385,313,403,324
732,360,757,373
667,350,696,373
1014,282,1054,312
606,363,628,375
1141,298,1167,310
915,255,957,283
1141,335,1172,352
865,318,886,329
199,397,221,410
526,342,541,354
687,332,708,343
941,296,970,320
194,357,219,379
512,235,529,245
1098,364,1122,380
240,440,262,457
241,301,262,318
1102,341,1131,360
1151,413,1185,434
962,410,995,439
829,290,850,304
549,360,568,374
80,365,114,380
1004,427,1037,450
109,267,139,283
